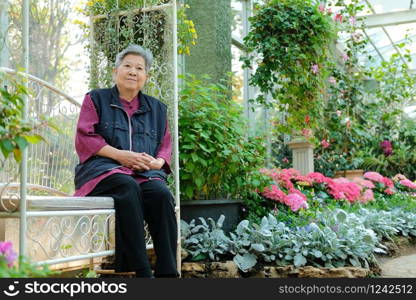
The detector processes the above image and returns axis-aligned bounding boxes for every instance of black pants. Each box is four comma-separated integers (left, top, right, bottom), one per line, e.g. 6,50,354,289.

88,173,177,277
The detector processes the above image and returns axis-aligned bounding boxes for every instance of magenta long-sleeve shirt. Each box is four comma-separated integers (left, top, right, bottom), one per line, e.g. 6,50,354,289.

73,93,172,196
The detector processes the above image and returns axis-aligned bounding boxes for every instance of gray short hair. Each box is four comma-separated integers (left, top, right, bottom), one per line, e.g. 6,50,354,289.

114,44,153,73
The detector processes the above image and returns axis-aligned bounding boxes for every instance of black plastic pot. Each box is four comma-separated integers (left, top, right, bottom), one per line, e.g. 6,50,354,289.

180,199,244,233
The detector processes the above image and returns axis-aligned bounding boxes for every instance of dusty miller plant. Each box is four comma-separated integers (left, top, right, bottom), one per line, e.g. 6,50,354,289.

181,215,230,261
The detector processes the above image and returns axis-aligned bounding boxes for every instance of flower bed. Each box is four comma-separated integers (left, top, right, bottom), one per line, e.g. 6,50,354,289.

181,170,416,277
259,169,415,212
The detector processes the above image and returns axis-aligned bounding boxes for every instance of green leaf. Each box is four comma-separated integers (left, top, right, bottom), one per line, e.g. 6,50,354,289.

23,134,44,144
233,253,257,272
336,210,347,223
191,152,198,162
313,250,322,258
195,177,203,188
294,253,307,267
15,136,28,150
0,140,13,158
251,243,265,252
13,148,22,162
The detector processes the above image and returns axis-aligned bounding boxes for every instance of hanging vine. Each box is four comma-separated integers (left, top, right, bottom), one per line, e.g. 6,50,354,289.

243,0,338,137
75,0,197,89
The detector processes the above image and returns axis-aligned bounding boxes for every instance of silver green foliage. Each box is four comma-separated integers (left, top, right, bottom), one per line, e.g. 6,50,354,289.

181,209,416,272
181,215,230,261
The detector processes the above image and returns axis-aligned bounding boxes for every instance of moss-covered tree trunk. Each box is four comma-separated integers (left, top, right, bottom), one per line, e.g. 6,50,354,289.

184,0,231,90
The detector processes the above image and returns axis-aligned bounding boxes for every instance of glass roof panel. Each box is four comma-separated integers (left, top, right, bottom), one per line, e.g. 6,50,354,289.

363,23,416,70
362,0,413,14
231,0,243,40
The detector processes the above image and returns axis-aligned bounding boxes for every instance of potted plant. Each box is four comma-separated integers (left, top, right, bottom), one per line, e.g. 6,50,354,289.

242,0,338,139
178,74,270,232
79,0,197,88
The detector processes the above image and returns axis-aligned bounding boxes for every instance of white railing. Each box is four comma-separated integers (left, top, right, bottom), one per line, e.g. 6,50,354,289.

0,67,119,268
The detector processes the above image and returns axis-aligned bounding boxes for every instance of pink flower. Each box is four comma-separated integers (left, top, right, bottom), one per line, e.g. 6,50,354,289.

318,3,325,12
334,13,343,23
326,7,332,15
0,241,18,267
262,185,286,202
311,64,319,74
294,175,313,186
341,52,349,61
282,157,289,164
327,179,361,203
286,193,308,211
321,139,330,149
333,177,350,184
399,179,416,190
301,128,312,138
382,177,394,188
364,172,384,183
336,110,342,117
307,172,329,184
349,16,357,25
328,76,337,84
352,177,375,189
384,188,395,195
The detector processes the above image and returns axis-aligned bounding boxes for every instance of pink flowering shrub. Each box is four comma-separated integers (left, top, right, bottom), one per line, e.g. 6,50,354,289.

259,169,408,211
259,169,309,212
364,172,384,183
326,178,362,203
364,171,396,194
390,174,416,192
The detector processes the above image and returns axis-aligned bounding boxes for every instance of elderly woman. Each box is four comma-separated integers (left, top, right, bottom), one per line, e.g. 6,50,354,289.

74,44,177,278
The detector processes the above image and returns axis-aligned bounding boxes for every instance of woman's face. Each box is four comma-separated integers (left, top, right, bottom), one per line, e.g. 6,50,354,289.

114,54,148,94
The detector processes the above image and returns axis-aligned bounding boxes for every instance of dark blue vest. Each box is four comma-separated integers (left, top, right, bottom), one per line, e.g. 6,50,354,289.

74,86,168,190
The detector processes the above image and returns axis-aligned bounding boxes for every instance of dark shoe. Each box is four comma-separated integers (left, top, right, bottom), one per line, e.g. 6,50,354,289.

134,269,153,278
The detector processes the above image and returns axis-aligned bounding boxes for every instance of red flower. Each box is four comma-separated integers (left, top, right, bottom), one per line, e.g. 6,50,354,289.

380,140,393,156
334,13,343,23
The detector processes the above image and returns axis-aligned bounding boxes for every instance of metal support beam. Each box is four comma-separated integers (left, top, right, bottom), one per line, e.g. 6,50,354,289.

361,9,416,28
242,0,253,131
172,0,181,278
19,0,30,260
0,0,10,67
